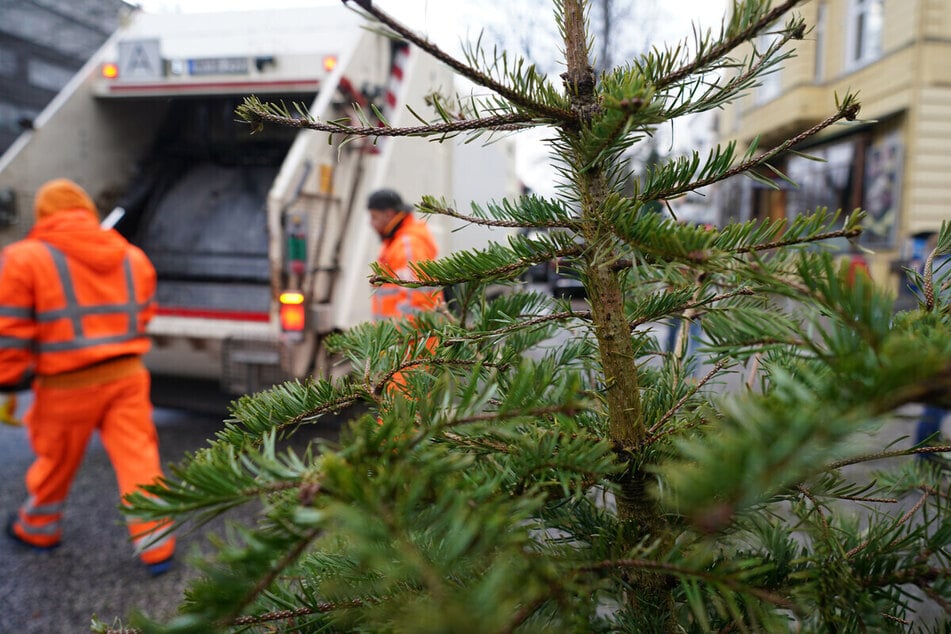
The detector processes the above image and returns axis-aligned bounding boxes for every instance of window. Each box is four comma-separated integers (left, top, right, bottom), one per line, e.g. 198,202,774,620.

785,139,858,218
27,58,74,92
814,2,827,81
848,0,884,67
755,24,782,103
0,47,17,77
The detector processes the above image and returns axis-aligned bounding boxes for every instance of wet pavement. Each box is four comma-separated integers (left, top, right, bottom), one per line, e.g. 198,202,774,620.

0,391,341,634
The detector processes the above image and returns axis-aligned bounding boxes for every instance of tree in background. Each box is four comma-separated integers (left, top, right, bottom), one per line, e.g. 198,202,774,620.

102,0,951,632
481,0,676,200
477,0,661,74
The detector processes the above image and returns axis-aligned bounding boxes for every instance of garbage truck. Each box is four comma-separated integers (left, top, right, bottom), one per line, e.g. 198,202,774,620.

0,6,517,403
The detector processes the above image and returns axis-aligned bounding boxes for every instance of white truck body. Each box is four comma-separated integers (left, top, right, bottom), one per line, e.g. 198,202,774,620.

0,7,516,398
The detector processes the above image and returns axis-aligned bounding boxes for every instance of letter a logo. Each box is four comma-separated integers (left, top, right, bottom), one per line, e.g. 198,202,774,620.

118,39,161,80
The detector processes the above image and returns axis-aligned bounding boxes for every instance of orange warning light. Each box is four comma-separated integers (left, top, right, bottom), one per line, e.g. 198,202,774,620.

323,55,338,72
279,291,306,333
101,62,120,79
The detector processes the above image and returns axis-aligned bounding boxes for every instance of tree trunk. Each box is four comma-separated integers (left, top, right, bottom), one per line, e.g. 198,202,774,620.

560,0,673,625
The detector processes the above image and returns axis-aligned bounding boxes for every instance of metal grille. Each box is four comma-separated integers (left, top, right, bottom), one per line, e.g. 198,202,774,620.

221,335,289,395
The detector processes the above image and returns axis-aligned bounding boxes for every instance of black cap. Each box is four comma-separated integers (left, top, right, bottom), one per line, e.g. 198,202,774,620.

367,188,412,212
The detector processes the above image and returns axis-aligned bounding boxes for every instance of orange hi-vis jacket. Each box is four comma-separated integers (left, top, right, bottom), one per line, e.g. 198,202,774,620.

0,209,155,385
372,213,443,321
0,200,173,565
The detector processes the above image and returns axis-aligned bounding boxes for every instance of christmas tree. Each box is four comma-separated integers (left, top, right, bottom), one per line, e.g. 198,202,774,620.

101,1,951,631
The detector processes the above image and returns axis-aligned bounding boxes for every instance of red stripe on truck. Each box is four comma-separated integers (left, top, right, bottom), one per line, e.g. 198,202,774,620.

155,306,271,322
106,79,319,94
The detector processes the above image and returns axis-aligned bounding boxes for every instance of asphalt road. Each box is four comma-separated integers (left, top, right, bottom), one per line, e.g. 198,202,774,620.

0,390,343,634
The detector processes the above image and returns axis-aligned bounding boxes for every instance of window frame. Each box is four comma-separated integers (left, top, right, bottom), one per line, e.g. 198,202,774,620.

846,0,884,69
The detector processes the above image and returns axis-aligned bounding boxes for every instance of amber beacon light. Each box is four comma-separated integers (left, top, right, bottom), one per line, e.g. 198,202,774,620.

279,291,306,335
101,62,119,79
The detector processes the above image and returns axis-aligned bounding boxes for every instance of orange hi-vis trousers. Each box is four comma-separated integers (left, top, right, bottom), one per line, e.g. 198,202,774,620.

10,356,175,564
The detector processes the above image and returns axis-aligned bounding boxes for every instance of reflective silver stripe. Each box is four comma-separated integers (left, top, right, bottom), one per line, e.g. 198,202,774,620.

39,332,142,352
374,286,403,320
0,335,32,349
396,300,423,315
37,302,149,323
16,518,61,537
43,246,83,338
36,244,145,352
0,306,32,319
24,496,64,517
134,531,173,553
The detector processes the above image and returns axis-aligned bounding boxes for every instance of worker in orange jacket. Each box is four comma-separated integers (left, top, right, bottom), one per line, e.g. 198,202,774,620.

367,189,443,393
368,188,442,321
0,179,175,575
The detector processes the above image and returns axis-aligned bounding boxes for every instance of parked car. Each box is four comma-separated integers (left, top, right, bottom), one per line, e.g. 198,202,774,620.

519,228,551,283
549,256,585,299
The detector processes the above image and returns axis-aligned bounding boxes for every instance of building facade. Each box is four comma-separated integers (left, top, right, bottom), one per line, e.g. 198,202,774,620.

717,0,950,296
0,0,131,154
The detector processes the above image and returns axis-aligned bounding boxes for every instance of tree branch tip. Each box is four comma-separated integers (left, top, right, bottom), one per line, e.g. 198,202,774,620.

843,102,861,121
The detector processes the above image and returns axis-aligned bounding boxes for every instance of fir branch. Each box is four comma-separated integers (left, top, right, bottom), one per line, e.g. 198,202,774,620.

646,359,729,436
860,565,949,592
239,100,532,138
828,445,951,469
224,526,324,627
924,247,938,311
920,483,951,502
656,0,804,90
881,613,911,626
654,10,803,121
833,494,899,504
341,0,575,122
735,226,863,254
580,558,795,609
499,596,550,634
276,394,366,434
844,491,928,560
445,309,592,344
644,98,860,203
231,601,369,626
420,200,580,231
442,431,510,453
923,585,951,616
411,404,594,454
449,404,584,427
376,358,506,395
239,480,304,497
631,288,755,329
796,485,834,539
369,245,584,287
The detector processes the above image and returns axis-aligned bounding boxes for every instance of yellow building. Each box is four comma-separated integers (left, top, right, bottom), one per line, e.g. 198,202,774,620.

717,0,950,299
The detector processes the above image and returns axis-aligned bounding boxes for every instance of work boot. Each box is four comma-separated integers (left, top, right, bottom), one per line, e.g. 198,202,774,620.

145,555,174,577
5,514,60,552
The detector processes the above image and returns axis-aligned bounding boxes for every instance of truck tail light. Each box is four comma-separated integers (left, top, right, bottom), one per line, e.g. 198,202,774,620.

279,291,305,334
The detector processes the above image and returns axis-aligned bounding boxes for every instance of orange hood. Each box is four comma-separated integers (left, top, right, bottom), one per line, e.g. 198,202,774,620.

29,210,130,273
34,179,98,221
